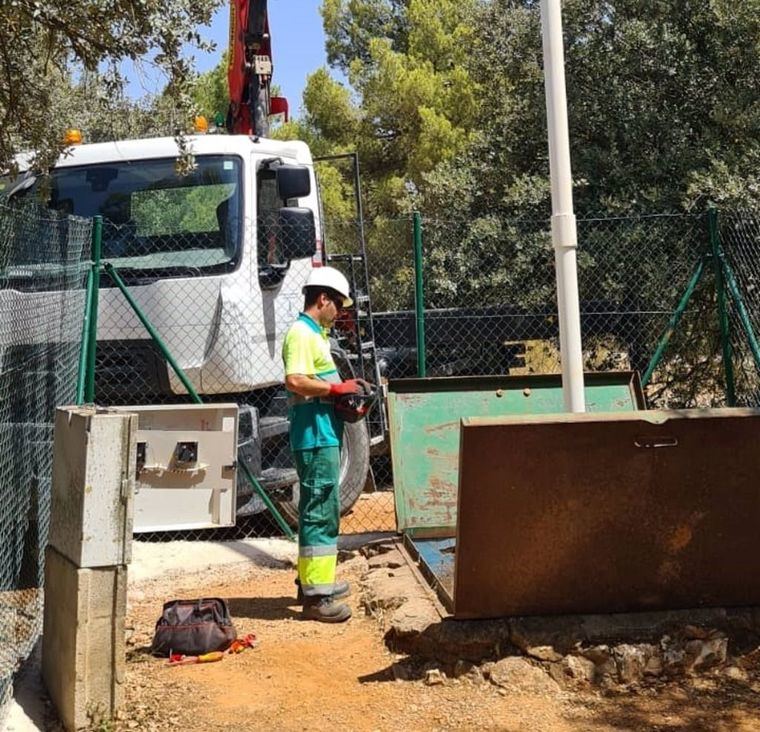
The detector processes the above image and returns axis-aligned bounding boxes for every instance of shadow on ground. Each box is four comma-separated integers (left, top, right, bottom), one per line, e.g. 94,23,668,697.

227,596,301,622
571,677,760,731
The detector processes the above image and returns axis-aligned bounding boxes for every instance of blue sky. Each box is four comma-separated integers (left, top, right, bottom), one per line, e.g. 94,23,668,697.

125,0,333,117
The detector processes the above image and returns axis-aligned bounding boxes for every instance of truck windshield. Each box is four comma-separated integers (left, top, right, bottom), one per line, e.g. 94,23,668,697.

22,155,243,278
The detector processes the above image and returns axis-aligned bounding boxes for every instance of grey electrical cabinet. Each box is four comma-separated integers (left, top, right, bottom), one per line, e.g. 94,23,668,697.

115,404,239,533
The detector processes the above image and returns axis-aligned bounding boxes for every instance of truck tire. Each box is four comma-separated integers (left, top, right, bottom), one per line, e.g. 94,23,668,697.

337,419,371,515
278,419,370,527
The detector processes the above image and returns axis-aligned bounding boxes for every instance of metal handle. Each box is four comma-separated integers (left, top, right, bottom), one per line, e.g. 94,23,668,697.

139,463,209,474
634,436,678,449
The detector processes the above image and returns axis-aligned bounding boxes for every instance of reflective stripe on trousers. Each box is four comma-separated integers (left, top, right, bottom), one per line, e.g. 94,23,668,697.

294,446,340,597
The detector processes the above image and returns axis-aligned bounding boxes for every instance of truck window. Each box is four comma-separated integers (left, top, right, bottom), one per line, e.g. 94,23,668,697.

21,155,243,279
257,168,284,268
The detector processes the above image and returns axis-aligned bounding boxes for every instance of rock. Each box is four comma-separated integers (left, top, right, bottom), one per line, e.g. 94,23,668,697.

481,662,495,680
526,645,563,663
580,644,611,666
581,608,727,643
662,639,688,675
509,617,582,656
360,539,401,559
489,657,560,695
453,660,476,678
466,666,486,685
614,644,658,684
425,669,445,686
368,548,405,570
562,655,596,684
548,662,565,686
724,665,749,682
644,651,663,677
388,597,439,636
687,636,728,671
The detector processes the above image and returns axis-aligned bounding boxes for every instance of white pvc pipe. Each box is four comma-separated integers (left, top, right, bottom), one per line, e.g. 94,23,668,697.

540,0,586,412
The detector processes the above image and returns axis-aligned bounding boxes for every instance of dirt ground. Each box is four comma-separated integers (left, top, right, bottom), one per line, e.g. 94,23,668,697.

340,492,396,534
65,549,760,732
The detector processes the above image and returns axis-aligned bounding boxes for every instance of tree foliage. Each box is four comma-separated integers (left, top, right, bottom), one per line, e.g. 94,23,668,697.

0,0,221,172
308,0,759,220
306,0,760,361
422,0,760,219
192,51,230,121
303,0,480,218
404,0,760,321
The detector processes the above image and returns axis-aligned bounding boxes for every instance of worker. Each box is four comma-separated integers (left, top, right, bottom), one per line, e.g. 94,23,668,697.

282,266,365,622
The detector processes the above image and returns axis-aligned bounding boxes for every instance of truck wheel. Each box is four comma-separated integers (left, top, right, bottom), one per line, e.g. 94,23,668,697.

278,419,370,527
336,419,371,515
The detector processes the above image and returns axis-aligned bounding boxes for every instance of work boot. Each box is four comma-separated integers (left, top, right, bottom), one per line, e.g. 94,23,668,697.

302,596,352,623
295,578,350,604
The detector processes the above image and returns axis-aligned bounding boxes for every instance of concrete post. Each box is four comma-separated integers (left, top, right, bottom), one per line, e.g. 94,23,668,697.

42,407,136,731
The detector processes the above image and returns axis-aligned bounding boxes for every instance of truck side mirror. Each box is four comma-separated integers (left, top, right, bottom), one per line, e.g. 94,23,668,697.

276,165,311,200
278,207,316,260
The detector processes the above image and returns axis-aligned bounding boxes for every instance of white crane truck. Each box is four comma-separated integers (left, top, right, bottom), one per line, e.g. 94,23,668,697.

8,132,378,528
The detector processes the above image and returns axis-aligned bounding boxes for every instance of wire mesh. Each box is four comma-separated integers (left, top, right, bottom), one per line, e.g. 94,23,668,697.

576,212,722,406
396,212,719,399
0,192,755,693
91,208,750,540
94,182,309,541
719,210,760,407
0,201,90,721
10,186,749,549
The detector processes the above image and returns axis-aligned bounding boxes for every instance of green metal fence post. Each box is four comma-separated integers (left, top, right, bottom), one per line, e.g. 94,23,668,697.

84,215,102,403
721,257,760,375
642,257,707,386
709,207,736,406
413,212,426,377
75,267,95,405
103,262,296,540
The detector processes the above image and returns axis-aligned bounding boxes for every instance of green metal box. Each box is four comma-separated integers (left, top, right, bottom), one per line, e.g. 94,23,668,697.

388,372,645,536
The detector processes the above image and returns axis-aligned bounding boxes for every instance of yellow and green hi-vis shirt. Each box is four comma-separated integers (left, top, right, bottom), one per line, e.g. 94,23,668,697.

282,313,343,451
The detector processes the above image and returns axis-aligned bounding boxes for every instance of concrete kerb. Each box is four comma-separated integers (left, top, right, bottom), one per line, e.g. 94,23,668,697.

360,538,760,691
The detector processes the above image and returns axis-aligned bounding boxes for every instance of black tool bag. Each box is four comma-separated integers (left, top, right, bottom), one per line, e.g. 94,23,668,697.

151,598,237,657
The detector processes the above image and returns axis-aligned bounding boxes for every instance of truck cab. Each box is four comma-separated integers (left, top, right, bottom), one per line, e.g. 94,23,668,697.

47,135,318,395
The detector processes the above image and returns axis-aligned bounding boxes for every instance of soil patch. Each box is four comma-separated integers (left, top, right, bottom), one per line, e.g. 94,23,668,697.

44,544,760,731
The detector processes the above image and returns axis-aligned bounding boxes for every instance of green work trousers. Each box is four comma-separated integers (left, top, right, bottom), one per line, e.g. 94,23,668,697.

294,446,340,597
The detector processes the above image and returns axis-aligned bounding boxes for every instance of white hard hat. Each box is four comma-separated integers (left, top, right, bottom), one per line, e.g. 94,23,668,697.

303,266,353,307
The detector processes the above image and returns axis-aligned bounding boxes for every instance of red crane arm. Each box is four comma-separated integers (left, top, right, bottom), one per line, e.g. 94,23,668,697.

227,0,288,137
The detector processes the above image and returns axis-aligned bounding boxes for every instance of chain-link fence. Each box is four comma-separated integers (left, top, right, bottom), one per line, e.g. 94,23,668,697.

360,210,759,494
719,210,760,408
0,202,91,723
0,160,756,720
86,204,759,540
0,191,758,709
369,211,727,392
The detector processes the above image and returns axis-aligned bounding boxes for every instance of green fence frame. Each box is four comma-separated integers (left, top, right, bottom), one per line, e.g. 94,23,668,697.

76,247,295,539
